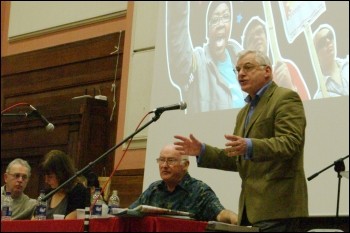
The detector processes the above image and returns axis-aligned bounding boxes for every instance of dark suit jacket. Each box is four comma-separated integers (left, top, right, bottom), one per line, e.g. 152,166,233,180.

199,81,308,224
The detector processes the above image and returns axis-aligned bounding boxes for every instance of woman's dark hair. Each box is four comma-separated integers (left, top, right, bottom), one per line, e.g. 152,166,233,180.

41,150,76,192
85,172,99,188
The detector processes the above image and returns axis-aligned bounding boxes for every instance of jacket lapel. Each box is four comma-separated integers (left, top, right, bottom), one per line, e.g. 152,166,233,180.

244,82,277,136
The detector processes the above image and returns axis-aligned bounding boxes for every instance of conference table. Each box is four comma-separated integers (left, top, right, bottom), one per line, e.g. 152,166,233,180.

1,216,209,232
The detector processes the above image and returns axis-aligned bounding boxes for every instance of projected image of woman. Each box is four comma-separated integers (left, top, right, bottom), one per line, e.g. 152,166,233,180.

241,16,310,101
313,24,349,98
166,1,245,113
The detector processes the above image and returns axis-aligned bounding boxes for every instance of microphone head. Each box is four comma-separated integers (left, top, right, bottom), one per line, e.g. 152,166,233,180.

46,123,55,131
180,101,187,110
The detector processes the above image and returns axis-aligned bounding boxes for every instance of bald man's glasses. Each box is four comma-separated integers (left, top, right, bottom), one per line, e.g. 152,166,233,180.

156,157,184,166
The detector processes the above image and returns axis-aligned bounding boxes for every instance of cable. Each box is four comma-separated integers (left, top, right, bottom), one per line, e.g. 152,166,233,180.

91,110,153,211
1,102,30,114
110,31,123,122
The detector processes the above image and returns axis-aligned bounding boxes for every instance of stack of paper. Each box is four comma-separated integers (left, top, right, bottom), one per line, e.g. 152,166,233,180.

111,205,194,219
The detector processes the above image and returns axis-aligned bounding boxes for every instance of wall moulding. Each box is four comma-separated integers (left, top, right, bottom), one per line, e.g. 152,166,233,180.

9,11,126,43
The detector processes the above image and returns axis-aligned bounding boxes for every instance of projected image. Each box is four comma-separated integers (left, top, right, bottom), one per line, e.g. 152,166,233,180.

312,24,349,98
241,15,310,101
166,2,245,114
165,1,349,113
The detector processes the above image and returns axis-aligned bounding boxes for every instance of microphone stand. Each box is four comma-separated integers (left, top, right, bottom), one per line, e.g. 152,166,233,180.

1,113,29,129
1,113,29,117
42,112,163,201
1,111,39,120
307,155,349,227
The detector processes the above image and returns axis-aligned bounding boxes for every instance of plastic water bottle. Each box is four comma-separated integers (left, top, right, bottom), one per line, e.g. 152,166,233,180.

91,188,103,218
35,190,47,220
108,190,120,214
1,192,13,220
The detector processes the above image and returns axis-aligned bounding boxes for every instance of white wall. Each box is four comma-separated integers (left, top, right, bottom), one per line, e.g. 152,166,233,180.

139,1,349,217
124,2,158,149
9,1,127,40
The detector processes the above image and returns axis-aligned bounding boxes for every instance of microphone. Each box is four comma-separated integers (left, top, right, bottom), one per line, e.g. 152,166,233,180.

29,105,55,131
153,101,187,114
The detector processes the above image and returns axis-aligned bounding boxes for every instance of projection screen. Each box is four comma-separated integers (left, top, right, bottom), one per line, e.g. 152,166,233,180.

144,1,349,216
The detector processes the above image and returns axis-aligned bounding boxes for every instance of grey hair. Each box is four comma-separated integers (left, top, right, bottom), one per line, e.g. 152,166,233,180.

180,155,189,164
237,50,272,67
180,155,189,171
6,158,31,177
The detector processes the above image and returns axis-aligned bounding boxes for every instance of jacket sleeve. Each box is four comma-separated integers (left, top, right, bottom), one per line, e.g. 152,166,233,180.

166,2,194,88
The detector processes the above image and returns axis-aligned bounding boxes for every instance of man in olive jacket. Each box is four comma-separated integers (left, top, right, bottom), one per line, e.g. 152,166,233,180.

174,50,308,232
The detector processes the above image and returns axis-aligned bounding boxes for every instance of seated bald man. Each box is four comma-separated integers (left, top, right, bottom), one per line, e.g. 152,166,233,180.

129,144,238,224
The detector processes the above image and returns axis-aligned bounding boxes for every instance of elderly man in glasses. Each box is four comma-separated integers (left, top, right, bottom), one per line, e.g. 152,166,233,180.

129,144,238,224
174,50,308,232
1,158,37,219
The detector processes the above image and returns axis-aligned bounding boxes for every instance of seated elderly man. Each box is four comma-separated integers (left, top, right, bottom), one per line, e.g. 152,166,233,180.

129,144,238,224
1,158,37,220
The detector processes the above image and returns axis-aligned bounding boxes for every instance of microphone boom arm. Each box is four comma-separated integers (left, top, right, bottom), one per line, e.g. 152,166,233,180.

308,155,349,181
307,154,349,220
42,113,162,201
1,113,29,117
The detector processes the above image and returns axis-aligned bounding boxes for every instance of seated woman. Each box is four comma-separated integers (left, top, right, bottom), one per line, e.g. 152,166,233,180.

39,150,90,219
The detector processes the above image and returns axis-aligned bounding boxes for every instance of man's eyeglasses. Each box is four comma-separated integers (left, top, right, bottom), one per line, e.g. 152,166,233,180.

316,30,334,50
7,173,29,181
156,158,185,166
234,63,266,75
209,14,230,27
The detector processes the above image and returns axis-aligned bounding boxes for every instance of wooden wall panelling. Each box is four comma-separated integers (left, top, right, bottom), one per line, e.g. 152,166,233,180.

1,32,125,197
1,32,124,75
1,51,123,114
110,169,144,208
1,98,111,197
